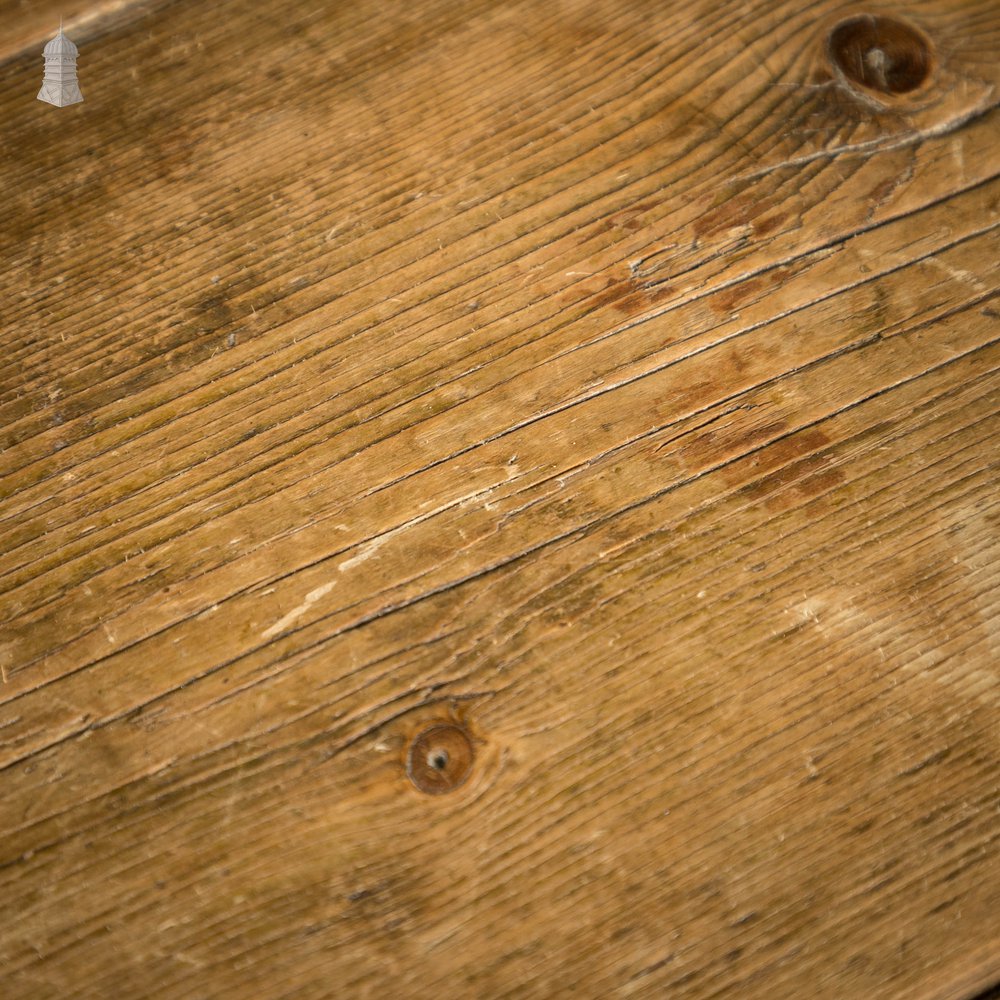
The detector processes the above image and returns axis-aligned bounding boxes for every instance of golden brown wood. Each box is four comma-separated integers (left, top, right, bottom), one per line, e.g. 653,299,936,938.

1,0,998,996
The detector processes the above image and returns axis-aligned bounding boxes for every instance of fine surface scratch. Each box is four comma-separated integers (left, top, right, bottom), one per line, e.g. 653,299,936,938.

732,88,998,183
260,580,337,640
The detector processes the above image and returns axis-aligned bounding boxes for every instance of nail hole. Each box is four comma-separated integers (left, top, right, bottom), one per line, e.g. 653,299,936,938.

407,723,474,794
827,15,933,95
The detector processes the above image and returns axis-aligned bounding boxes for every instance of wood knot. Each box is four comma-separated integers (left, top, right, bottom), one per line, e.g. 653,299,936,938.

827,15,933,97
406,722,474,794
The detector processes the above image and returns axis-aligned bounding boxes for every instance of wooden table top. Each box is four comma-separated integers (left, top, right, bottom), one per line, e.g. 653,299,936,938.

2,0,998,996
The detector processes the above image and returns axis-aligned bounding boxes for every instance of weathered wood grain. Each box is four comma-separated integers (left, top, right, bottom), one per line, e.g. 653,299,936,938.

1,0,998,996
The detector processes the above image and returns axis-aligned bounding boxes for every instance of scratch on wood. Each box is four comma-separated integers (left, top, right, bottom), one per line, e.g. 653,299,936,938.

260,580,338,639
732,87,998,183
927,256,988,293
339,535,391,573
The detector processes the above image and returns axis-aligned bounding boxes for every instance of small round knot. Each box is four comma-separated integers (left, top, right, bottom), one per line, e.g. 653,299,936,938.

827,15,933,96
406,723,474,794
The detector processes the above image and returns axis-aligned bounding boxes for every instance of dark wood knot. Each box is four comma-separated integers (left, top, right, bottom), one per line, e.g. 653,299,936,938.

827,15,933,96
406,722,474,794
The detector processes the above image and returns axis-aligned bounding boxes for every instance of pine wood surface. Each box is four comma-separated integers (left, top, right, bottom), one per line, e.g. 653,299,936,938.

1,0,999,996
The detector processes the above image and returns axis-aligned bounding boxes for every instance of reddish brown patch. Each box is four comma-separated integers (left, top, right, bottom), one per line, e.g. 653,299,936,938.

589,277,675,317
713,278,765,314
753,212,787,237
736,420,792,452
588,278,631,311
794,466,847,498
679,418,789,469
692,195,752,240
754,428,832,475
693,192,785,243
605,200,658,234
644,284,676,307
739,449,845,509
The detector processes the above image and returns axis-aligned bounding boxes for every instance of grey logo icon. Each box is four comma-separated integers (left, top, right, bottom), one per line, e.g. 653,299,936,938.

38,21,83,107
